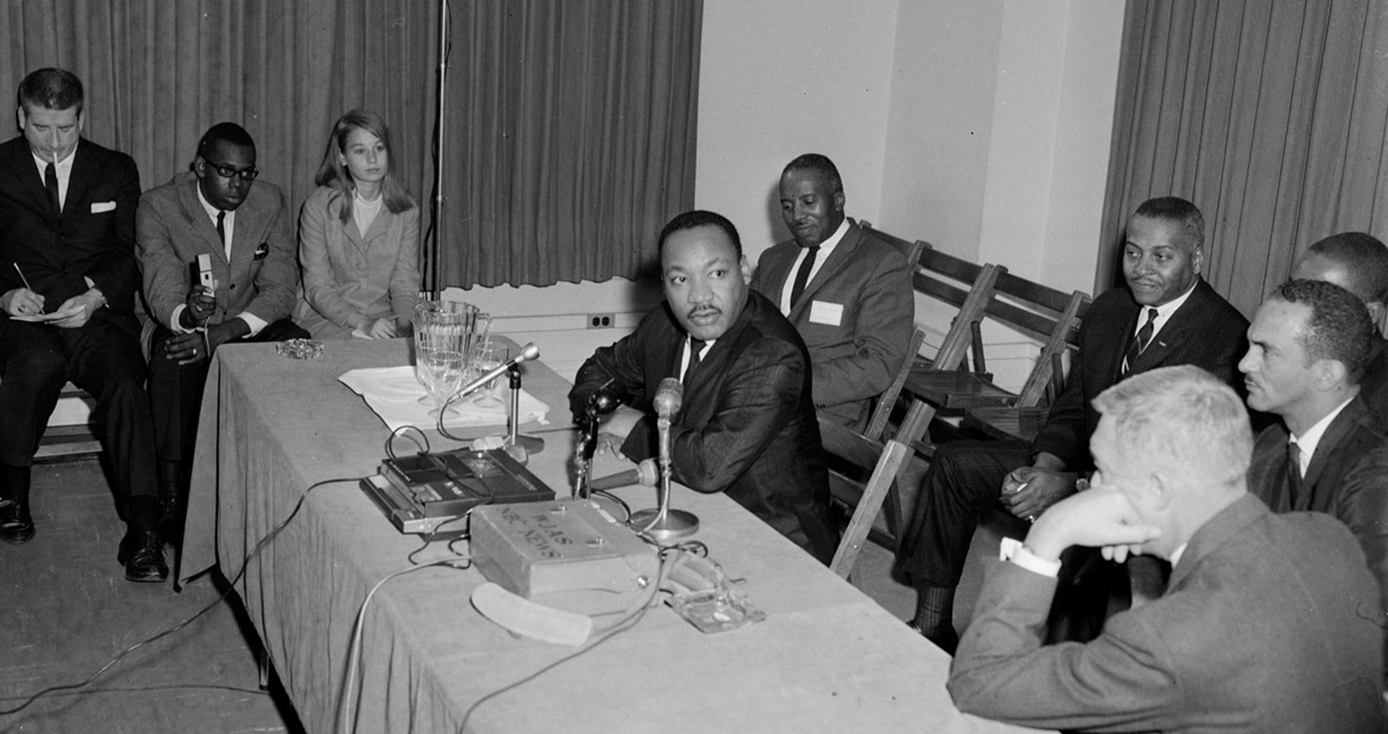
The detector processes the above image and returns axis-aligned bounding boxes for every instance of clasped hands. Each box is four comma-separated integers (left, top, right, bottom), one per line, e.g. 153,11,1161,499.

591,405,645,457
999,465,1081,523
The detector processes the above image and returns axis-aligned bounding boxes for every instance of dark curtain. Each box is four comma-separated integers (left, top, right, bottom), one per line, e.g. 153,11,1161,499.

0,0,701,291
1098,0,1388,317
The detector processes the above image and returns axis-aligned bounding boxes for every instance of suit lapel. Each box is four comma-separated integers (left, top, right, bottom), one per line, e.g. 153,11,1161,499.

63,142,96,218
177,178,230,267
13,144,56,220
761,244,797,307
789,222,861,320
1129,279,1209,374
1302,400,1365,500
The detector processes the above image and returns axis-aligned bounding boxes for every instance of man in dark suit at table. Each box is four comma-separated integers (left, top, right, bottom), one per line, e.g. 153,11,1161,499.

0,68,168,581
569,210,839,563
1240,278,1388,681
750,154,914,431
1290,231,1388,420
899,196,1249,651
136,122,306,543
949,365,1386,732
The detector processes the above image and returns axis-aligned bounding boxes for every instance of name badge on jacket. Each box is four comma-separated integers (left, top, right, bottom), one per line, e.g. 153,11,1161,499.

253,243,270,260
90,201,116,213
808,301,843,326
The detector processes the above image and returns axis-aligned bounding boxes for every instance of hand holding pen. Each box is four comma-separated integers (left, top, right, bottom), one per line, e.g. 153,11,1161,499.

2,263,45,317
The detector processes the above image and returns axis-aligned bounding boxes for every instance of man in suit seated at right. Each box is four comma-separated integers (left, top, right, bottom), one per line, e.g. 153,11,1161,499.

1289,231,1388,419
897,196,1249,651
949,365,1386,732
1240,278,1388,683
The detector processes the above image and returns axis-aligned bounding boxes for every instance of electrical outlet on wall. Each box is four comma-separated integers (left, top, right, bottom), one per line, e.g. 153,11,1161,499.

587,313,614,329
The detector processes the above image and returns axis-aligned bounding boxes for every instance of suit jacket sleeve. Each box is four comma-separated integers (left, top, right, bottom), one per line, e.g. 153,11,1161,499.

1333,451,1388,675
389,207,421,324
84,153,142,310
810,248,913,410
243,187,298,324
667,335,808,492
136,191,190,329
299,190,366,330
569,311,658,421
949,561,1179,731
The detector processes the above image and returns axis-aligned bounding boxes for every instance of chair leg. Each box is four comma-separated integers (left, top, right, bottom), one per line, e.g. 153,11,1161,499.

258,644,272,691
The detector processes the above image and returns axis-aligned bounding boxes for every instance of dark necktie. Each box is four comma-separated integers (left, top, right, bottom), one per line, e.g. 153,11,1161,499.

1286,440,1302,504
44,162,60,216
789,245,821,306
1121,307,1159,376
682,339,706,385
216,210,227,253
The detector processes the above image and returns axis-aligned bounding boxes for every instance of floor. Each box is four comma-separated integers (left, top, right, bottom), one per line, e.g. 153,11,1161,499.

0,458,303,734
0,457,1005,733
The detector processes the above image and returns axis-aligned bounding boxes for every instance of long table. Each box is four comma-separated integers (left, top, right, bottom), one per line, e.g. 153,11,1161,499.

180,338,1040,733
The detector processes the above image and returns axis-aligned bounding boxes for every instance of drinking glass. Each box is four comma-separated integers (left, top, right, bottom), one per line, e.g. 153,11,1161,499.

418,347,466,416
470,343,509,408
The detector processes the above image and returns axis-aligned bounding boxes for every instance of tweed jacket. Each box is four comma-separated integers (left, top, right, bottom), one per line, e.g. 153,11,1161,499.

136,171,298,330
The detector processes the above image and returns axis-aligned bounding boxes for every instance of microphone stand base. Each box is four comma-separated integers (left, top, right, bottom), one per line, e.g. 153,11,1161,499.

506,434,545,454
628,508,699,542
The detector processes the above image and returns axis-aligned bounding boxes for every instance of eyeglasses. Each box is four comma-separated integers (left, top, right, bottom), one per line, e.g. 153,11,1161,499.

204,160,259,181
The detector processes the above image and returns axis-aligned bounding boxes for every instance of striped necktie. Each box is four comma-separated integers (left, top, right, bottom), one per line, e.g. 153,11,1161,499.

1121,308,1158,376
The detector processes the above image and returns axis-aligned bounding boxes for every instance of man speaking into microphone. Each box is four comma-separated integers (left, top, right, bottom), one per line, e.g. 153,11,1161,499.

569,210,839,563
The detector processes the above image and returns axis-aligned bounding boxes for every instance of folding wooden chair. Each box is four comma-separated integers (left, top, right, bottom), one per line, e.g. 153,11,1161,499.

35,383,101,462
904,269,1089,415
826,432,918,580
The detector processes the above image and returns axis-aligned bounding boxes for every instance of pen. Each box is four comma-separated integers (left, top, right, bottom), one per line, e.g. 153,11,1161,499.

13,262,33,291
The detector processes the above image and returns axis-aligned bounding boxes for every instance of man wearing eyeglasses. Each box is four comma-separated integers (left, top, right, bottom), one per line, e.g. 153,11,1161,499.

0,68,168,582
136,122,306,546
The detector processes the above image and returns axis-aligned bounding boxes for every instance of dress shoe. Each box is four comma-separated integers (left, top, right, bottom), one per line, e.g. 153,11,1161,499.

906,619,959,655
118,529,169,583
0,499,35,544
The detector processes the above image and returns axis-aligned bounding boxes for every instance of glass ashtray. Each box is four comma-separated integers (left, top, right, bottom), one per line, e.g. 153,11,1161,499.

669,588,766,634
276,338,324,360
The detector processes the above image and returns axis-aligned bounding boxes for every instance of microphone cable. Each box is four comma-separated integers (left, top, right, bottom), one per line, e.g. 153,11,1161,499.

0,475,361,718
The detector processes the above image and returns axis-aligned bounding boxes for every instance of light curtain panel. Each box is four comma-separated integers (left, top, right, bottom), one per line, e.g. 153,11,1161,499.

1098,0,1388,316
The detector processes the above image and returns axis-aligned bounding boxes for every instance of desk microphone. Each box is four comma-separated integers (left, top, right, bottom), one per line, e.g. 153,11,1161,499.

588,461,658,491
628,377,697,540
456,342,541,399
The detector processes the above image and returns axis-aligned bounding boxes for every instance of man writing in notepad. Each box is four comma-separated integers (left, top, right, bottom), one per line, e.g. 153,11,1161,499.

0,68,167,581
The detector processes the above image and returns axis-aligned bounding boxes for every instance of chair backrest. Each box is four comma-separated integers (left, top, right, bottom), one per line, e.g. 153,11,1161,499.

914,243,1004,372
857,220,925,270
821,423,916,579
974,270,1091,408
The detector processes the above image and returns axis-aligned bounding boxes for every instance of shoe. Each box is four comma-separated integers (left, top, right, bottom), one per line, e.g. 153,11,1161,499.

118,530,169,583
906,619,959,655
0,499,35,544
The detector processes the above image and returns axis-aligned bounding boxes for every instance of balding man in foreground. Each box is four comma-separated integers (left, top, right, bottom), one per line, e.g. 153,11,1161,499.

950,365,1385,732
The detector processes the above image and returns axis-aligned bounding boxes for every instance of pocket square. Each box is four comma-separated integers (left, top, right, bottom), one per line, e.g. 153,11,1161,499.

91,201,116,213
253,243,270,260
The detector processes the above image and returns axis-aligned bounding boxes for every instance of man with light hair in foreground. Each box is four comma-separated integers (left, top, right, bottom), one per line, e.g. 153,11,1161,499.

949,365,1385,732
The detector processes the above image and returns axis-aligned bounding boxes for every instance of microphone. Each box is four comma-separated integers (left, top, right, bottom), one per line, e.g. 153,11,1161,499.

654,377,683,420
588,460,658,491
456,342,541,399
655,377,682,492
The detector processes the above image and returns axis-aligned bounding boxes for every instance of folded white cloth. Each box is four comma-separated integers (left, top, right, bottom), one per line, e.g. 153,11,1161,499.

338,366,550,432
